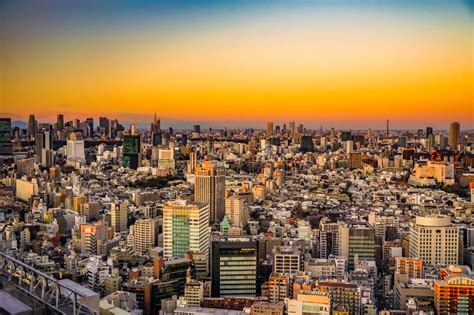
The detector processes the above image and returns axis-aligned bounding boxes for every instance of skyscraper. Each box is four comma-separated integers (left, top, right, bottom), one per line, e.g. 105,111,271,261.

163,200,210,259
0,118,12,155
111,201,128,233
99,117,110,136
267,122,274,136
426,126,433,138
448,122,460,150
123,135,141,169
56,114,64,131
211,236,258,297
194,160,225,223
28,114,38,138
67,132,85,163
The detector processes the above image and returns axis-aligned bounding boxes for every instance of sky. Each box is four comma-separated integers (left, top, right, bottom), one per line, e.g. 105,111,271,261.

0,0,473,129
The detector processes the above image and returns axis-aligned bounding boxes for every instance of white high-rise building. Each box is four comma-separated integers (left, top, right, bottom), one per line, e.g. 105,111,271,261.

163,200,210,260
409,215,459,266
67,132,85,163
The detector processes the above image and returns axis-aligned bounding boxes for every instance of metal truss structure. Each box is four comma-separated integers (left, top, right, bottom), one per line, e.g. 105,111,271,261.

0,252,98,314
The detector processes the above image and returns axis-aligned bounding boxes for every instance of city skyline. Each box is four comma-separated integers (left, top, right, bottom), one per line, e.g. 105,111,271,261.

1,1,473,128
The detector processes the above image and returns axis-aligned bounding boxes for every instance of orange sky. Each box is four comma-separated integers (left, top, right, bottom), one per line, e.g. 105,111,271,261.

1,2,473,128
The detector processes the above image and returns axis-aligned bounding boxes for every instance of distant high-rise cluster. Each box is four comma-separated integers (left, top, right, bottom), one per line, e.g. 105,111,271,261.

0,115,472,315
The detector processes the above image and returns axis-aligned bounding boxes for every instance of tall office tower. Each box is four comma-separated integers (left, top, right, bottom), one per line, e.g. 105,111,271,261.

99,117,110,136
289,122,295,135
273,246,301,274
193,124,201,133
194,160,225,223
409,215,459,265
36,130,53,166
152,130,162,146
28,114,38,138
56,114,64,131
297,124,304,133
338,222,375,270
426,126,433,138
163,200,210,259
67,132,85,163
211,236,258,297
417,129,423,138
72,118,81,130
80,221,108,255
0,118,12,155
395,257,423,279
85,118,94,136
428,134,436,149
132,219,156,255
448,122,460,150
282,124,287,132
225,195,248,228
434,275,474,314
318,281,361,315
329,127,335,143
267,122,274,136
151,113,160,132
386,119,389,137
123,135,141,169
111,202,128,233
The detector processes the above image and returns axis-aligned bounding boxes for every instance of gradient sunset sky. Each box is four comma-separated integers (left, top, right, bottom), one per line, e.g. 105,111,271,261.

1,1,473,129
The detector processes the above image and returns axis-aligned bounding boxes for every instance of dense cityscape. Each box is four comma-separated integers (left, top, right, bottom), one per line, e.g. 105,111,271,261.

0,115,473,315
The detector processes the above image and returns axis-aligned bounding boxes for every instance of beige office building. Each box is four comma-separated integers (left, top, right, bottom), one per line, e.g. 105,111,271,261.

409,215,459,266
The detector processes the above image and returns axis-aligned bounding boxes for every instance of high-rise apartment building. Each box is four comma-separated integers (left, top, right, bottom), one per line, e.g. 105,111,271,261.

111,202,128,233
194,161,225,223
132,219,156,255
225,195,248,228
211,236,258,297
163,200,210,259
409,215,459,266
448,122,460,150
